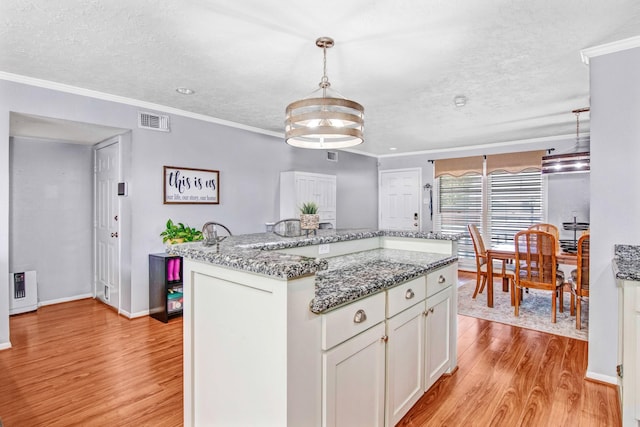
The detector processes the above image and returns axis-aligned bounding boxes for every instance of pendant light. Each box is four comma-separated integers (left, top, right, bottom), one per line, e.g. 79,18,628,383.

541,108,590,174
285,37,364,149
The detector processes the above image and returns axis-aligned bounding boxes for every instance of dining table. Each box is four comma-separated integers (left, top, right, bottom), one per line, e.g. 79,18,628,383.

485,242,577,308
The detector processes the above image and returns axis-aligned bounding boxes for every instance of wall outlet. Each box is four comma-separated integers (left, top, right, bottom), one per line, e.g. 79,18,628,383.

318,244,330,255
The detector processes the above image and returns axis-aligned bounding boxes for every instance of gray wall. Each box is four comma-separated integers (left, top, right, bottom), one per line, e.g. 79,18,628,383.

588,46,640,382
9,137,94,303
0,79,378,345
547,172,590,242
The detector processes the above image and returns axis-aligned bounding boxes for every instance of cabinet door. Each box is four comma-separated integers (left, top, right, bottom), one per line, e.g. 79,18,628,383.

386,302,425,427
424,287,453,391
323,322,386,427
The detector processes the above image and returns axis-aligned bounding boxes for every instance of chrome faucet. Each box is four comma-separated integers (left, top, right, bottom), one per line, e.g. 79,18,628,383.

202,224,227,247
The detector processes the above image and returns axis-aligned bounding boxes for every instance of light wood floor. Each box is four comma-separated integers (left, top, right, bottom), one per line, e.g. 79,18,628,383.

0,274,620,426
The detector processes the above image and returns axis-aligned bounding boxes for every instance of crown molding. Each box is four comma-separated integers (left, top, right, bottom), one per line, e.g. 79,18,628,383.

581,35,640,65
0,71,283,139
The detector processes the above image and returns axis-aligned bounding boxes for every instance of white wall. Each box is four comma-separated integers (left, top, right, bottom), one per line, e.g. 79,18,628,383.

546,172,590,242
10,137,93,304
588,46,640,382
0,79,378,346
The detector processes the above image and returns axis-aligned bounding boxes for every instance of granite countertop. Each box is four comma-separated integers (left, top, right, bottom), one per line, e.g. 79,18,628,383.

613,244,640,282
167,228,460,280
168,228,459,313
311,248,457,313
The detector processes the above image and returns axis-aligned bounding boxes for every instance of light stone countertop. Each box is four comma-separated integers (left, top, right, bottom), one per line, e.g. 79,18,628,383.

168,228,459,313
613,244,640,282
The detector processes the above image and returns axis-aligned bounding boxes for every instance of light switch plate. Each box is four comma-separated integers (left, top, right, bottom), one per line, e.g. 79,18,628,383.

318,244,330,254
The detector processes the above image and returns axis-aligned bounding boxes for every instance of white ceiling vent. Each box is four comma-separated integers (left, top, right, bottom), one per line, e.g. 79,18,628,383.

327,151,338,162
138,111,170,132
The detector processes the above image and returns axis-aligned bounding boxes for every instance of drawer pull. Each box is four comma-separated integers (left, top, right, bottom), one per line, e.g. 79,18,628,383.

353,309,367,324
405,289,415,300
438,275,446,284
423,308,435,316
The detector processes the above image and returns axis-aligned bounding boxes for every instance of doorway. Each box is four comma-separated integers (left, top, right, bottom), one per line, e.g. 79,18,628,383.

94,137,121,311
379,168,422,231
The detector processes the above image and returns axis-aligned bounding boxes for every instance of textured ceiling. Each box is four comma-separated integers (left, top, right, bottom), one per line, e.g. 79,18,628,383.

2,1,640,156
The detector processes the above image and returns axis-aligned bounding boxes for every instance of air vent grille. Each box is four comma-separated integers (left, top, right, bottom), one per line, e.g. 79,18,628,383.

327,151,338,162
138,111,170,132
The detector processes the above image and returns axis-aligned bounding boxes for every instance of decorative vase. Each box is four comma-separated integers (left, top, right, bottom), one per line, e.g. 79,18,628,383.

300,214,320,230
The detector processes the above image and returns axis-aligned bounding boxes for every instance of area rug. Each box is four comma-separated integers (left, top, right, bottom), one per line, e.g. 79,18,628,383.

457,281,588,341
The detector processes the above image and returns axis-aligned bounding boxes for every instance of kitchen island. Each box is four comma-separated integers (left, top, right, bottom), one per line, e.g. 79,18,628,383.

168,229,459,427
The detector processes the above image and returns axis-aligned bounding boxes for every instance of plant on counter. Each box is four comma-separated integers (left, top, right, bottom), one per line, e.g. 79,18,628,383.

299,201,319,215
160,219,204,244
299,202,320,230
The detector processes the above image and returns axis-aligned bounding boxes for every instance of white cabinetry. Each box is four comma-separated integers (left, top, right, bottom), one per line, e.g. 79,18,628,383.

386,298,426,426
424,286,454,391
385,266,457,426
322,292,386,427
618,278,640,426
280,171,337,227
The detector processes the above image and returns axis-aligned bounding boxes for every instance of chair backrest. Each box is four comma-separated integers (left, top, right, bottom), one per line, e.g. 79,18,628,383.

576,233,590,293
528,223,560,253
202,222,232,245
467,224,487,267
514,229,558,290
272,218,301,237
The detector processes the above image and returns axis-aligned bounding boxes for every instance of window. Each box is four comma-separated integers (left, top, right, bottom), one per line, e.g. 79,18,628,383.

436,164,544,266
436,174,482,262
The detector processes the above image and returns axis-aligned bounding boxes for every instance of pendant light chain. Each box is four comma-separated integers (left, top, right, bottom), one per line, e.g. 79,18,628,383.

319,42,330,97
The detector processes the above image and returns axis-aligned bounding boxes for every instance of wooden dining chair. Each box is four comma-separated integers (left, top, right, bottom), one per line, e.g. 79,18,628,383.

570,233,590,329
528,223,560,253
467,224,515,299
514,229,565,322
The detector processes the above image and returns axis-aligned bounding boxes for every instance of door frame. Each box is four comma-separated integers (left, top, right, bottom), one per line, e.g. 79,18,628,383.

93,133,131,315
378,168,422,231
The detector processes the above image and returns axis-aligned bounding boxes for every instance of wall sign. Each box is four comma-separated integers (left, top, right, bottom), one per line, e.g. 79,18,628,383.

163,166,219,204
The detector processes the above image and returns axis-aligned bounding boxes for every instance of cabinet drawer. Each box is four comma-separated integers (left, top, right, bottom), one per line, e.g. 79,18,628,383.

386,276,426,318
426,264,455,297
322,292,386,350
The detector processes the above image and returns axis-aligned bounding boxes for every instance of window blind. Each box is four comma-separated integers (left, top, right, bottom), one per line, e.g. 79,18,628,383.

488,170,543,246
436,174,483,263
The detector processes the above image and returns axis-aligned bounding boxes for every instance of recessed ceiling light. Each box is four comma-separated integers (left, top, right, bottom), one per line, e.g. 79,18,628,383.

454,95,467,107
389,147,397,151
176,87,195,95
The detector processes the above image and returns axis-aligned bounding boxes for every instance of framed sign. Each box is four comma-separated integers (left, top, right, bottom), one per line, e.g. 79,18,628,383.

163,166,219,204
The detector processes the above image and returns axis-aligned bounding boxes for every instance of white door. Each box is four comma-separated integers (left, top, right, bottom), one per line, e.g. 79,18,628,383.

95,139,120,310
424,287,453,391
323,322,386,427
379,169,421,231
386,302,426,426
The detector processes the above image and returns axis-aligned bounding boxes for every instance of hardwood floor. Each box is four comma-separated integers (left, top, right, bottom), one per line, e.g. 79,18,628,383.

399,272,621,426
0,276,621,426
0,299,183,426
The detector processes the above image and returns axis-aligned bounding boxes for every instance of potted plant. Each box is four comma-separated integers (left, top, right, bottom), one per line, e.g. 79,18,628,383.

299,202,320,230
160,219,204,244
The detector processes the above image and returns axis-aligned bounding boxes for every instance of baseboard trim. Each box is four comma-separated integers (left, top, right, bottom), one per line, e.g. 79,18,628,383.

119,309,150,319
0,341,12,351
585,370,617,386
39,293,94,307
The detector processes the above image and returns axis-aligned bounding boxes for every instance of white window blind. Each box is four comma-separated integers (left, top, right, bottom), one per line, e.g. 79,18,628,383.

488,170,543,245
436,166,544,266
436,174,483,261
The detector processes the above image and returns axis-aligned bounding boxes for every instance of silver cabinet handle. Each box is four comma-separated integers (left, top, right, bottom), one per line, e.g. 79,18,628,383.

353,309,367,323
405,289,415,299
438,275,446,284
423,308,435,316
